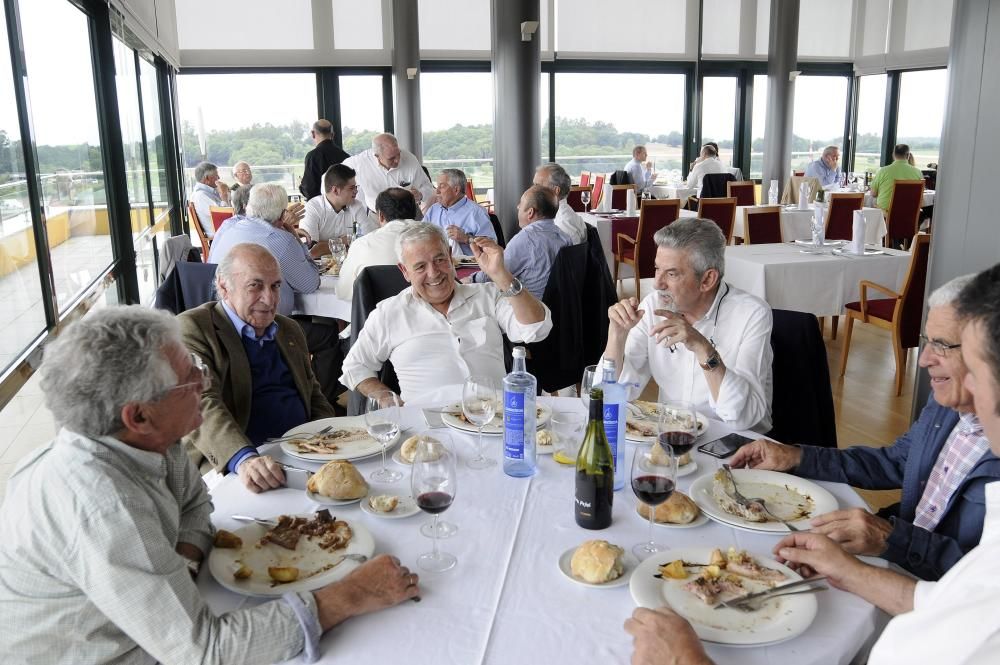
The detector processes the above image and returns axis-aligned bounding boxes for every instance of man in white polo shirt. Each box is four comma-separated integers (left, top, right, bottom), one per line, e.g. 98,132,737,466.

302,163,375,255
343,133,435,211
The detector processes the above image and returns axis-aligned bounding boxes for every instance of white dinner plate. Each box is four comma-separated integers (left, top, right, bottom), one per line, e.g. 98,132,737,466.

793,238,844,247
441,404,551,436
306,489,366,506
676,460,699,478
625,405,709,444
208,515,375,598
688,469,838,534
557,546,636,589
359,494,420,519
280,416,394,462
832,247,885,256
629,547,818,646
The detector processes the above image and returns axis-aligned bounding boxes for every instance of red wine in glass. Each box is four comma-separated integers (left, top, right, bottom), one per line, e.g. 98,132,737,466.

631,475,675,506
417,491,453,515
659,431,696,457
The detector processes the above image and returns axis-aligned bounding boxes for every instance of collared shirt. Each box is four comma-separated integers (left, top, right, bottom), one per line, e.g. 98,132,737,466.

424,196,496,255
0,429,321,664
471,219,571,299
343,148,435,211
208,216,320,316
301,194,376,242
624,158,654,192
191,181,223,238
220,297,278,345
340,283,553,403
614,284,773,432
913,413,990,531
868,482,1000,665
685,157,727,190
555,199,588,244
871,159,924,210
336,219,412,300
804,158,842,187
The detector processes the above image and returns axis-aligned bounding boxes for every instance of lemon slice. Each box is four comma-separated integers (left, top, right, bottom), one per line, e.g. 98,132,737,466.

553,451,576,465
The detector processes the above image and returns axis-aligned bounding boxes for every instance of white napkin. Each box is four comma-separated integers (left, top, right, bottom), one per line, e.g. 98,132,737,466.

849,210,866,255
600,183,613,212
798,181,809,210
626,189,637,215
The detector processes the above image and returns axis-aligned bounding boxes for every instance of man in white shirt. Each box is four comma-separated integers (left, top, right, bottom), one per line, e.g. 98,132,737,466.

340,222,552,404
624,146,656,195
685,144,727,191
231,161,253,191
302,163,375,256
336,187,417,300
343,133,435,211
602,217,773,432
533,162,587,244
190,161,229,239
624,263,1000,665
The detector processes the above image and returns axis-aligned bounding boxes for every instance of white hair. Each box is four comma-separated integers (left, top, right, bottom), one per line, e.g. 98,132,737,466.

395,221,449,262
246,183,288,223
40,307,182,437
928,274,976,309
194,161,217,182
372,133,399,155
653,217,726,279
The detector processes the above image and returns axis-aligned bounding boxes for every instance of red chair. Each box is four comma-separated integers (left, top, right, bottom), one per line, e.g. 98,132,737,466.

885,180,926,249
793,170,805,176
465,179,476,201
743,206,782,244
567,185,593,213
579,172,591,188
615,199,681,295
840,234,931,395
187,201,211,262
590,174,606,209
209,205,233,231
727,181,756,206
610,184,637,210
697,197,738,244
823,192,864,241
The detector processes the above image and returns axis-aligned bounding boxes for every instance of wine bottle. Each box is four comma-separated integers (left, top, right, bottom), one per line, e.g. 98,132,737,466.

600,358,626,491
575,387,614,530
503,346,537,478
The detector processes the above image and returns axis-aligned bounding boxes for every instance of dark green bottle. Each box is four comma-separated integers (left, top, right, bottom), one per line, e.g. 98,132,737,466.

575,388,615,529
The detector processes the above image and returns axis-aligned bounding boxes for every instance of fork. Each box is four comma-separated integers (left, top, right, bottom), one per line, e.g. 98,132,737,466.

731,586,828,612
720,465,800,531
265,425,333,444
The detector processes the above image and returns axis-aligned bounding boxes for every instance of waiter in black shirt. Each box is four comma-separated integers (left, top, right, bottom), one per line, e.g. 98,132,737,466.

299,119,350,200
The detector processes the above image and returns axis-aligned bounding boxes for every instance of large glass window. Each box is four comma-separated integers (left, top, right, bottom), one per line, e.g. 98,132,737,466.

113,37,151,238
420,72,494,193
896,69,947,168
20,0,113,314
541,73,550,161
853,75,887,175
339,75,385,154
700,77,737,167
139,58,168,220
750,74,768,179
0,7,45,373
791,75,848,172
553,73,686,179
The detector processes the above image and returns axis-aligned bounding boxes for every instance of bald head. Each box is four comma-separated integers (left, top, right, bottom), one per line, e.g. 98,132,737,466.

372,133,402,169
216,243,282,336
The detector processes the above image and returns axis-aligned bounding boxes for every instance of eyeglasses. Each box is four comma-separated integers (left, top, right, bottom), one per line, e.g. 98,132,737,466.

164,353,211,395
920,334,962,357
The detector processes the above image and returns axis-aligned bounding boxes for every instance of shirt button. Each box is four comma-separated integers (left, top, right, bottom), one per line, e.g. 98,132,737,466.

930,506,936,512
944,466,949,472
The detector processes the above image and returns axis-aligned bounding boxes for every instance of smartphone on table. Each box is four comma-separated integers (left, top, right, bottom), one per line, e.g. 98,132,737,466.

698,433,754,459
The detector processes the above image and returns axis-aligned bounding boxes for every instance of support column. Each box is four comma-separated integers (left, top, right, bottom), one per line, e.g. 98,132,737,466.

391,0,422,158
491,0,540,241
761,0,799,196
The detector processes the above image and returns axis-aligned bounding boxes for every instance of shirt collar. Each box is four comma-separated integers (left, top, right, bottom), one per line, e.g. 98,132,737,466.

94,432,168,478
443,197,471,212
220,298,278,342
958,412,984,435
698,282,730,323
370,150,396,173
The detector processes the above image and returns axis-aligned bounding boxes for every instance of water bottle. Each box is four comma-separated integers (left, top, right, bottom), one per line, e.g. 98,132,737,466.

503,346,537,478
599,358,627,491
768,180,779,205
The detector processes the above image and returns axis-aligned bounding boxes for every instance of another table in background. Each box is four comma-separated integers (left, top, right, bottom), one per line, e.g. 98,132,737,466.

292,274,352,321
864,190,935,209
734,205,887,246
582,210,698,275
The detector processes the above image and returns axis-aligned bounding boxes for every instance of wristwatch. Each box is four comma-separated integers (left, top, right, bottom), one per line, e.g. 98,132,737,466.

498,276,523,298
699,351,722,371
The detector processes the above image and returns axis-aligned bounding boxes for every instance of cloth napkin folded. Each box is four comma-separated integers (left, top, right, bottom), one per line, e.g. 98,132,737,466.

849,210,866,254
626,189,637,216
599,183,613,212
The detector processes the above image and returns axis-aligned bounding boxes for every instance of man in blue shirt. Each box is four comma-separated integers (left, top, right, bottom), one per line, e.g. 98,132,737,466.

469,186,571,299
804,145,842,187
424,168,495,255
624,145,656,194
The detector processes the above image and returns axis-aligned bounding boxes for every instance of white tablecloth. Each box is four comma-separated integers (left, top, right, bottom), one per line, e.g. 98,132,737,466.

292,274,352,321
582,210,698,275
864,190,935,209
733,206,887,246
724,243,912,317
650,184,698,200
198,395,884,665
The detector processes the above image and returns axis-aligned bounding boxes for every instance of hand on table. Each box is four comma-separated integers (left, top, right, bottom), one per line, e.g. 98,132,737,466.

237,455,285,493
729,439,802,471
314,554,421,630
772,532,865,591
810,508,893,557
650,310,712,358
624,607,714,665
446,225,470,244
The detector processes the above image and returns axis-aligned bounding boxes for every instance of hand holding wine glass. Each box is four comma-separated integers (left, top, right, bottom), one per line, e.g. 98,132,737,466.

366,391,402,483
411,436,458,572
463,376,499,470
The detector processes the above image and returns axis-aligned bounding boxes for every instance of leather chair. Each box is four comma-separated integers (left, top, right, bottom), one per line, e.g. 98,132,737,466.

488,213,506,248
700,173,736,199
743,206,783,244
153,262,218,315
727,180,756,206
824,192,864,241
187,201,212,262
697,197,738,244
885,180,926,250
615,199,681,295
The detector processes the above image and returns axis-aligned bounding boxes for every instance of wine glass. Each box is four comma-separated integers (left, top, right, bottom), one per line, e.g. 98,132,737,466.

580,364,598,409
631,445,677,560
463,376,499,470
366,391,402,483
412,436,458,572
658,401,697,465
580,189,591,213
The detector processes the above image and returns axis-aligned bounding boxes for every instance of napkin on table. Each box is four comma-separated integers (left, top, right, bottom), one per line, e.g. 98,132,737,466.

849,210,866,255
798,181,810,210
626,189,637,216
599,183,613,212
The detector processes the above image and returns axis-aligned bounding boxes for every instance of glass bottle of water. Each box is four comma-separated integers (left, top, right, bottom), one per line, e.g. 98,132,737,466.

503,347,537,478
768,180,779,205
600,358,627,491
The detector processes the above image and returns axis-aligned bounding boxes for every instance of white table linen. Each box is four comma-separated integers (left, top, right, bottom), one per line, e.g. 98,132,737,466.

199,396,885,665
582,210,698,275
733,206,887,246
292,274,352,322
723,244,912,317
651,184,698,200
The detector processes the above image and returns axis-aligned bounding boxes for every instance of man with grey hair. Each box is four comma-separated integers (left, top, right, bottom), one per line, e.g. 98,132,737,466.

341,222,551,405
804,144,842,187
624,146,656,195
533,162,587,244
603,217,773,432
730,273,1000,580
0,306,420,663
343,133,435,210
299,119,350,200
425,168,495,255
231,160,253,190
191,160,230,238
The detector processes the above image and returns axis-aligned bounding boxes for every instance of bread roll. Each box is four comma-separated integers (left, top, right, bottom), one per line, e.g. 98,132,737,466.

649,442,691,467
400,435,443,464
368,494,399,513
636,491,700,524
306,460,368,499
570,540,625,583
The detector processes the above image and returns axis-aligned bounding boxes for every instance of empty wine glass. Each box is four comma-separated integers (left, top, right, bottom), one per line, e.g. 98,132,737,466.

580,189,591,213
412,436,458,572
366,391,402,483
463,376,499,470
580,364,598,408
631,445,677,560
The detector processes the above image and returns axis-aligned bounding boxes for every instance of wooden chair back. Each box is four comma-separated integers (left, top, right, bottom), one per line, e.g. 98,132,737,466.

727,180,756,206
886,180,925,247
781,175,821,204
824,192,864,241
610,184,637,209
590,174,606,209
567,185,593,212
635,199,681,272
744,206,782,244
893,233,932,350
208,205,233,231
187,201,211,262
697,197,738,244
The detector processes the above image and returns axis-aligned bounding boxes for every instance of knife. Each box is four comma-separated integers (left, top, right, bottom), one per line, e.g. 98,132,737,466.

713,576,828,610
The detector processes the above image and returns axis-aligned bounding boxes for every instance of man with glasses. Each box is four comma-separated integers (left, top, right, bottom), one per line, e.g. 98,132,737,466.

804,145,842,187
231,161,253,190
731,274,1000,580
424,168,495,256
302,163,376,256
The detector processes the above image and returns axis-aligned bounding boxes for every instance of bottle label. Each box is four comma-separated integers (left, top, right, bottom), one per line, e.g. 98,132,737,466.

603,404,619,467
504,390,524,459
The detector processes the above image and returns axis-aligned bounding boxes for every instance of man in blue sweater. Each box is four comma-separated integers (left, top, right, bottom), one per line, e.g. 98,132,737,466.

732,274,1000,580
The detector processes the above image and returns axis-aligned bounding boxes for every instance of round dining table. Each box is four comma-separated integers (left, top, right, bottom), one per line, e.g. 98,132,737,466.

197,394,886,665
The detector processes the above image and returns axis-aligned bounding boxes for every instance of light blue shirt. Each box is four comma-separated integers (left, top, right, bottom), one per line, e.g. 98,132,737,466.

804,158,842,187
425,196,495,255
625,158,653,192
471,219,571,299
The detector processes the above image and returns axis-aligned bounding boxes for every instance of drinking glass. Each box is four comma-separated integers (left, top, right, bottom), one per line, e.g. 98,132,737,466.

580,364,599,408
631,445,677,560
463,376,499,470
412,437,458,572
552,411,585,465
580,189,591,213
366,391,402,483
657,401,697,464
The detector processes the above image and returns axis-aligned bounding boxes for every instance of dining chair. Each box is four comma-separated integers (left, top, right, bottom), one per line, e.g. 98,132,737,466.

579,172,591,188
590,174,607,209
743,206,783,244
839,233,931,396
567,185,593,213
465,179,476,201
208,205,233,232
615,199,681,295
697,197,738,244
488,213,506,248
700,173,736,199
187,201,211,262
793,170,805,177
610,184,637,210
885,180,926,249
824,192,864,241
780,175,821,204
727,180,757,206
